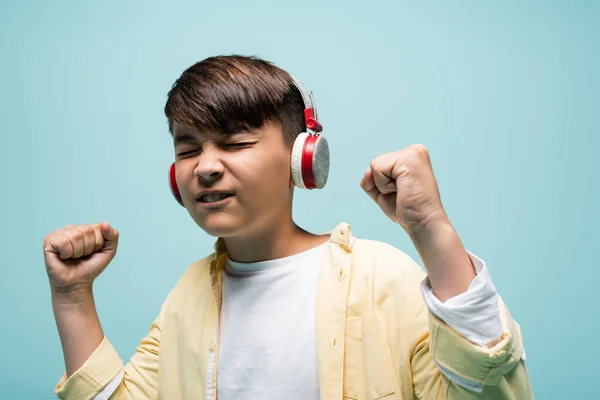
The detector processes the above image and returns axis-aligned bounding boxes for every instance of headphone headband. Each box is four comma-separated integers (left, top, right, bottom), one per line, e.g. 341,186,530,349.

290,75,323,133
168,72,329,207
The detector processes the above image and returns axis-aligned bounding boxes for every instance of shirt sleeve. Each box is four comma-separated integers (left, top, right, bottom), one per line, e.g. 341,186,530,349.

54,293,170,400
410,296,533,399
419,251,503,347
53,336,124,400
413,251,531,397
93,367,125,400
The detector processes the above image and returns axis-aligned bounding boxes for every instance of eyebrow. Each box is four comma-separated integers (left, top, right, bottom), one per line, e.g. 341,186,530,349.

173,133,199,144
173,130,255,144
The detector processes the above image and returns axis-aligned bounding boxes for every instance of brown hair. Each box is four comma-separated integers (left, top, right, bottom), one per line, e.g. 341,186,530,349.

164,55,306,145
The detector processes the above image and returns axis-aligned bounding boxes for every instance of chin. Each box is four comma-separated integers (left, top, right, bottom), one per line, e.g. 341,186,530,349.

193,213,245,238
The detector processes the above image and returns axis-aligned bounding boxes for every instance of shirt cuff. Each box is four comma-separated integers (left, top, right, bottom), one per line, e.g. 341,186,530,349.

92,367,124,400
54,336,123,400
419,251,503,347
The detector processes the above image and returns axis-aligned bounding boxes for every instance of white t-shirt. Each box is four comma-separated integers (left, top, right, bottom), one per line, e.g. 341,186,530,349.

217,241,328,400
94,241,509,399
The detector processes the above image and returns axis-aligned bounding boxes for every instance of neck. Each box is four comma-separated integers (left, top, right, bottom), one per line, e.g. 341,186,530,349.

224,216,328,263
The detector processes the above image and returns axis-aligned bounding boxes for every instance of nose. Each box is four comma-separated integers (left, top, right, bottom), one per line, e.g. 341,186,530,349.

194,149,224,186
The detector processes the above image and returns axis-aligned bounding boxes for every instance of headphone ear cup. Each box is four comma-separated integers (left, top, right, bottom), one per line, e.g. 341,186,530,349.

291,133,310,189
290,132,330,189
310,135,329,189
169,163,184,207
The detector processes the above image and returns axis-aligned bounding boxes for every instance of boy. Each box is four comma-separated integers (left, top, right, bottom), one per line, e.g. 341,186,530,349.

45,55,533,399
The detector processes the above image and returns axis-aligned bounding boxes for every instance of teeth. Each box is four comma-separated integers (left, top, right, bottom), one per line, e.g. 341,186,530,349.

202,193,229,203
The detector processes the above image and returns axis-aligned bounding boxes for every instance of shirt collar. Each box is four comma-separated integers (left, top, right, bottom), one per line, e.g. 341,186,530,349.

212,222,355,258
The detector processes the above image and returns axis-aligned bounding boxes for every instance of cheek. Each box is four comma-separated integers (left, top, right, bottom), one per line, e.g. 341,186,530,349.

246,148,289,175
264,152,291,184
236,151,291,192
175,162,195,193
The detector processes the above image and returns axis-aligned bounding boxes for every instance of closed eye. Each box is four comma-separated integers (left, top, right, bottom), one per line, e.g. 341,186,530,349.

177,150,200,157
224,142,256,149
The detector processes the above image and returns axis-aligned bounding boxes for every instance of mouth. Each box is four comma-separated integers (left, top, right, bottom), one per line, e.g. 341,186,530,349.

195,192,234,205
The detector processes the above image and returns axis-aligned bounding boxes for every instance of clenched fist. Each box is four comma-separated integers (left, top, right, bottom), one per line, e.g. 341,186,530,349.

360,144,447,231
43,222,119,293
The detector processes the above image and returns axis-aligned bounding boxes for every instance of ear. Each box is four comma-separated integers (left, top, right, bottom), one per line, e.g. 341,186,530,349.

289,176,295,189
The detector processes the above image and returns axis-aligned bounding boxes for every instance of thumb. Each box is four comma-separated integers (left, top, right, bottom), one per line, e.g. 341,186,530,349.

360,168,380,203
360,168,376,192
100,221,119,243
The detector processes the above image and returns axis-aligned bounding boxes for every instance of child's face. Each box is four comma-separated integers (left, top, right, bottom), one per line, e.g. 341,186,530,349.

172,120,294,238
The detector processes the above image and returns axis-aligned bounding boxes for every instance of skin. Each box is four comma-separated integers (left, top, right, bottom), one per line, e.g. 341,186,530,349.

361,144,501,346
44,222,118,377
44,122,499,378
43,120,327,376
171,120,328,262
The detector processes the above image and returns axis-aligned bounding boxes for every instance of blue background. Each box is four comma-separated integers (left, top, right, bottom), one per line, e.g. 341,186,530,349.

1,1,597,398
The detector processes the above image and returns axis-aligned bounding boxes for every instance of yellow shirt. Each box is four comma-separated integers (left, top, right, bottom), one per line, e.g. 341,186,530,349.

55,222,533,399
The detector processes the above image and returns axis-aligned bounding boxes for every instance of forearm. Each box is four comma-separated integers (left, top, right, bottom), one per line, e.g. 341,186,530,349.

407,213,475,302
52,287,104,377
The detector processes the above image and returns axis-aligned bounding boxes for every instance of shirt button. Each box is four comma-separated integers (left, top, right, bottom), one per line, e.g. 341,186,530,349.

209,340,216,351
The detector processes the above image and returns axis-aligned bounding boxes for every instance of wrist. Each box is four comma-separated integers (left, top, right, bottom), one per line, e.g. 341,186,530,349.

51,284,95,307
406,209,451,245
405,211,476,302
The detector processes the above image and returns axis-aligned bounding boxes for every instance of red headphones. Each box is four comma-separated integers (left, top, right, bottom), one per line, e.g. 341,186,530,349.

168,75,329,207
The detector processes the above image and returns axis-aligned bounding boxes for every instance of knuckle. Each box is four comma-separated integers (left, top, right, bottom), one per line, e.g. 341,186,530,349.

70,229,84,243
412,144,429,156
58,236,71,249
370,159,380,171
